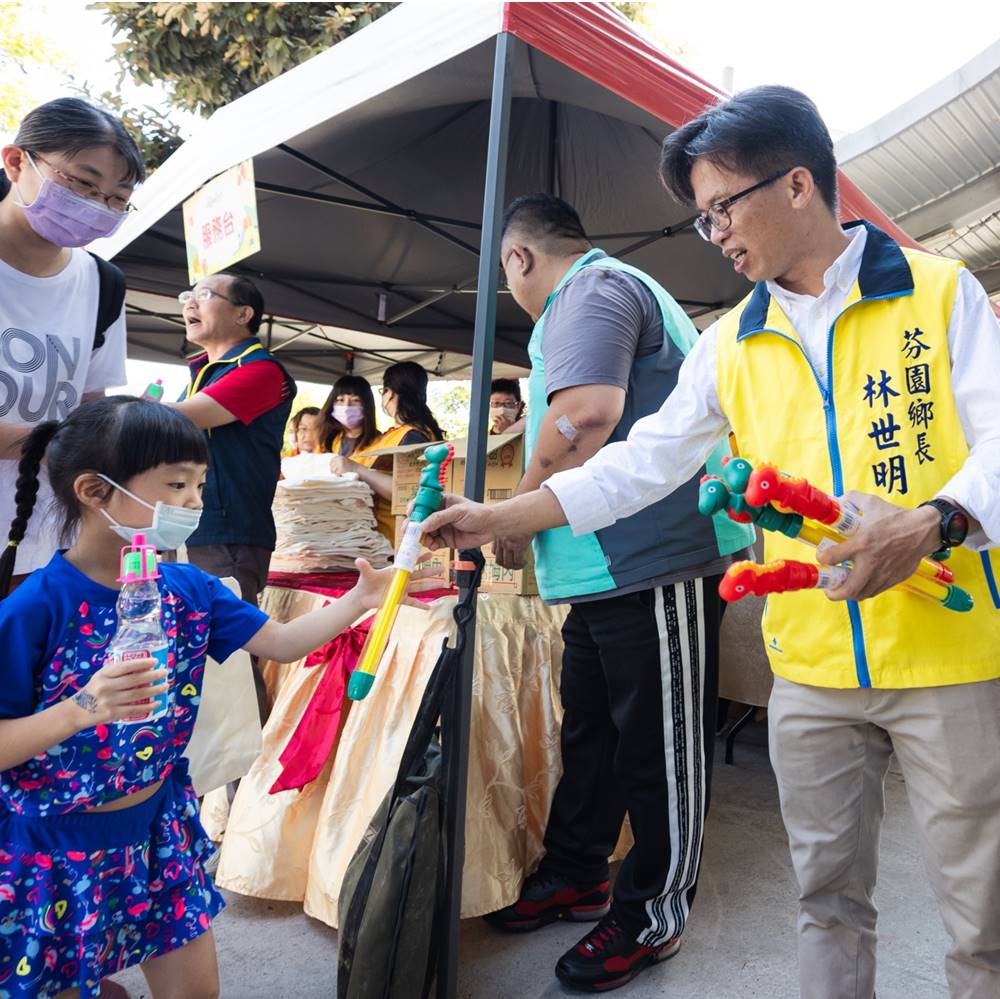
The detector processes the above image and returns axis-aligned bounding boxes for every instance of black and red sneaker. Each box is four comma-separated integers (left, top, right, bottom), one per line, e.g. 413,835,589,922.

482,870,611,933
554,914,681,992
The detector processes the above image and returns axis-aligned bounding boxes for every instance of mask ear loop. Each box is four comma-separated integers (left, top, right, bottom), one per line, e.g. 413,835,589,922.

95,473,161,539
11,151,46,210
95,473,156,512
98,507,127,532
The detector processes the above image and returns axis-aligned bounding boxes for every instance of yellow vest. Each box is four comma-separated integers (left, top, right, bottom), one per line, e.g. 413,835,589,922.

716,223,1000,689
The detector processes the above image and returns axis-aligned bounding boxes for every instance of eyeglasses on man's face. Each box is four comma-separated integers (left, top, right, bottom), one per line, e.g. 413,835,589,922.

31,153,135,214
498,246,519,290
693,167,793,241
178,287,237,306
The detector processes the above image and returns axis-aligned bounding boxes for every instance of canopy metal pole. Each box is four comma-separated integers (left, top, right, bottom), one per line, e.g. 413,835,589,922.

437,29,515,999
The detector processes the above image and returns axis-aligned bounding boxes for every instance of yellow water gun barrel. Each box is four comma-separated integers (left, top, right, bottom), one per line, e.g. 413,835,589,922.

347,443,454,701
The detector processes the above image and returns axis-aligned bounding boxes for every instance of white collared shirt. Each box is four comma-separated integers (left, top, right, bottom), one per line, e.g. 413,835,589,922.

546,230,1000,549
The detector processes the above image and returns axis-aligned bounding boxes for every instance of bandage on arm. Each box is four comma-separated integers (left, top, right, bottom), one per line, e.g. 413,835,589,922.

516,384,625,495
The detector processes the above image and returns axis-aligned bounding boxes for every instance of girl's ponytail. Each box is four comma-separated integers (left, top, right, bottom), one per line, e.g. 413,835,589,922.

0,421,59,597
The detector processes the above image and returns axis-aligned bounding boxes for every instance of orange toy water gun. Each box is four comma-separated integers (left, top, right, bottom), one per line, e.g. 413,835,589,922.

744,464,859,534
702,459,972,612
720,559,849,602
745,463,955,587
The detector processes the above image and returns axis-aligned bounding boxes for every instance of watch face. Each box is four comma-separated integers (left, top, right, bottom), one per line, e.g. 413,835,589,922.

944,510,969,546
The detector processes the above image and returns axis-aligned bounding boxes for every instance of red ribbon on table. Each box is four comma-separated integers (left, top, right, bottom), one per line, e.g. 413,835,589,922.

265,572,452,794
268,615,373,794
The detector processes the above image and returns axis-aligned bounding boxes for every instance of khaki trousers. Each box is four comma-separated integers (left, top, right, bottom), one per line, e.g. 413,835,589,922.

768,675,1000,999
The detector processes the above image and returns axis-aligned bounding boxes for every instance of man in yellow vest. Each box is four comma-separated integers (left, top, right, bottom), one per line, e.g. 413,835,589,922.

421,86,1000,998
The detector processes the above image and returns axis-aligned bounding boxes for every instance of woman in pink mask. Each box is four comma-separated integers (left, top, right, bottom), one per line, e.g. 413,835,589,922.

0,97,144,594
319,374,381,459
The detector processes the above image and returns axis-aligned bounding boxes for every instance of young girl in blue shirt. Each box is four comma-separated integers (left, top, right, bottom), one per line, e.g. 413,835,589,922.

0,396,429,999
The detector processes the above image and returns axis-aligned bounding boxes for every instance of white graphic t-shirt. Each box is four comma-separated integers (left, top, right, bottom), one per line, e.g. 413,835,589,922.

0,249,127,574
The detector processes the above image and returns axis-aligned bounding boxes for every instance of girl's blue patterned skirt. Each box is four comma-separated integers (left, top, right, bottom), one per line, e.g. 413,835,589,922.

0,770,223,999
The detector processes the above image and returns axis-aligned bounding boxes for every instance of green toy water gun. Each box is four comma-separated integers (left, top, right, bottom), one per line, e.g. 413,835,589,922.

699,456,972,612
347,442,454,701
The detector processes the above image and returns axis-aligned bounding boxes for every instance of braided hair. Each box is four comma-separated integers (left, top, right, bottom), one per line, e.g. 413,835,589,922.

0,397,208,597
0,422,59,595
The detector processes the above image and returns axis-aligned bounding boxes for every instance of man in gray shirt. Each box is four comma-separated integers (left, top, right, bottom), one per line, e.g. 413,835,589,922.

483,195,751,993
536,253,739,598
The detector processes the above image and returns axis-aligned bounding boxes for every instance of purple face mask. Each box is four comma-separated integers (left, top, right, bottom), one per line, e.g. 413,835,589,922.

14,155,127,248
333,404,365,429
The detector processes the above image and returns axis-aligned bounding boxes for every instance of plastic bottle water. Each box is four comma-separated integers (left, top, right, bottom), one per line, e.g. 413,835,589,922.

107,534,171,724
141,378,164,402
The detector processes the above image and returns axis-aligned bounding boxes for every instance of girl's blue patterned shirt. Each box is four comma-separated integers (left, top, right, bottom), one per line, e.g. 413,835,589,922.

0,552,266,816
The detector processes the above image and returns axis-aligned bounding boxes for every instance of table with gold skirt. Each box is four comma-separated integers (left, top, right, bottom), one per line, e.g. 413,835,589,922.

203,582,570,927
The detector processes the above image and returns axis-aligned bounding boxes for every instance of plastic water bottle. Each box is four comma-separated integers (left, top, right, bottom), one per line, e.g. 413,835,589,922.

141,379,164,402
107,533,171,724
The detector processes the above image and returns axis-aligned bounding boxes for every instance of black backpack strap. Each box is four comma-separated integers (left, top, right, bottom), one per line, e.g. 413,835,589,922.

87,252,126,351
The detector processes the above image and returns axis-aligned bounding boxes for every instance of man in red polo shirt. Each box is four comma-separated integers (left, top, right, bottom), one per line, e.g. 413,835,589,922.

169,271,295,722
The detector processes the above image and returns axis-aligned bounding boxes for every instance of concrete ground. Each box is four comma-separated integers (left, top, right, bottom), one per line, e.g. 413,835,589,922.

110,720,950,998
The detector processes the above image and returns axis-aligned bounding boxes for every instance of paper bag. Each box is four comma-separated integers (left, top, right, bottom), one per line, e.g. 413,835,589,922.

185,576,263,796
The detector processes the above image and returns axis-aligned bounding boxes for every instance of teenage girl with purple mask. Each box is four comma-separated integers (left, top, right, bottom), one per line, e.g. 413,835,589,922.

0,397,434,999
0,98,143,593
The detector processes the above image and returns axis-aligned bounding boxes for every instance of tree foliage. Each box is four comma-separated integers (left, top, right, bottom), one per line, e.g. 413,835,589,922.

611,2,689,61
0,2,68,133
76,82,187,167
427,380,473,441
88,2,393,168
95,3,394,118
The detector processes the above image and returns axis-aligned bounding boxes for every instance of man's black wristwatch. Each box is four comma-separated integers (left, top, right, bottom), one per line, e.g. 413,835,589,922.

919,498,969,549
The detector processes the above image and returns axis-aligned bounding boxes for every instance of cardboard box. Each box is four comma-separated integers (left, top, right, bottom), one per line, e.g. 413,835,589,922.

393,516,452,589
373,433,525,516
449,433,524,506
479,540,538,596
386,444,431,516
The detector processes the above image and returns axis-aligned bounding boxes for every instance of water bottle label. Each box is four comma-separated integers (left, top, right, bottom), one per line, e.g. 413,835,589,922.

118,646,170,724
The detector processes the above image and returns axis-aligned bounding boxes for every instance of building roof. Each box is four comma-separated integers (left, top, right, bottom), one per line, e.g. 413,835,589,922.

837,39,1000,301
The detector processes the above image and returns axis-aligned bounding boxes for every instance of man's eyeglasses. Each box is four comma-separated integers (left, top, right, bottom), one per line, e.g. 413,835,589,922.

693,168,792,241
32,153,135,214
178,287,237,306
498,247,517,291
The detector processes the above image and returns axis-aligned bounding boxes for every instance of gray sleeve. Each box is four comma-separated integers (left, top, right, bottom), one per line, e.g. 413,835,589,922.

542,267,656,400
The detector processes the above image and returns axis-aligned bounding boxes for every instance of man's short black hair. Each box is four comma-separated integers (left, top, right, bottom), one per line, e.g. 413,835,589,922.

223,273,265,334
491,377,521,402
501,193,591,250
659,85,839,214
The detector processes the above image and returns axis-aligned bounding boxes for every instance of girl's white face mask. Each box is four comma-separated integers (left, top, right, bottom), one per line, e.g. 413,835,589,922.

97,475,201,551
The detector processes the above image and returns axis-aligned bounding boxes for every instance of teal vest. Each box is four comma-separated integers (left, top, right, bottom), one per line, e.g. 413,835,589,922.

527,249,753,601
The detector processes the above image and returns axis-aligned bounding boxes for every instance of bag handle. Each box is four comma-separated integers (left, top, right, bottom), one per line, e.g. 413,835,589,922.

390,549,484,800
338,549,484,998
